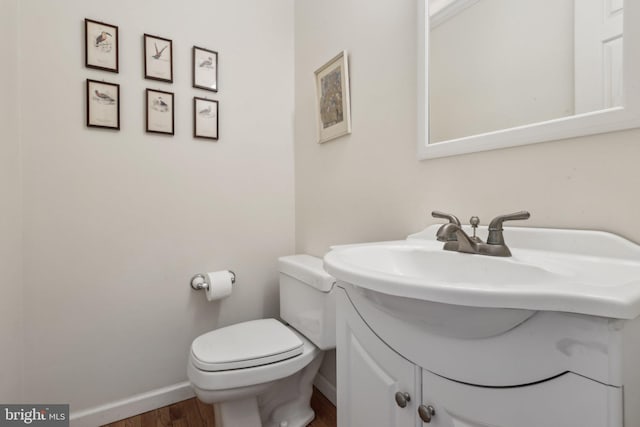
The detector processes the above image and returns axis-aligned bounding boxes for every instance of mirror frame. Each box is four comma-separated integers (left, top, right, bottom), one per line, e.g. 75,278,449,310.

417,0,640,159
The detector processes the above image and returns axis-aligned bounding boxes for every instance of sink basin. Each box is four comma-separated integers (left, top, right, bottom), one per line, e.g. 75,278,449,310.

324,225,640,320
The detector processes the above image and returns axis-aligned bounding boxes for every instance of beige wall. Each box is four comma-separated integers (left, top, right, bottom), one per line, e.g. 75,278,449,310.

5,0,639,412
430,0,575,142
295,0,640,391
19,0,294,411
0,0,24,402
0,0,23,403
294,0,640,261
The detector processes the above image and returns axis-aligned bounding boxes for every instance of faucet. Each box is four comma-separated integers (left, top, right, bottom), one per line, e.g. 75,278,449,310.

432,211,530,257
431,211,461,251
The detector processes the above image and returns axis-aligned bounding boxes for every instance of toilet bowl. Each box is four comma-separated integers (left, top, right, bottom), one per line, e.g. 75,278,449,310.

187,255,336,427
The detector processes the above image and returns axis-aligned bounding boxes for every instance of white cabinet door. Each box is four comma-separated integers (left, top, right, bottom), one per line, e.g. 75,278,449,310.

421,370,622,427
337,288,420,427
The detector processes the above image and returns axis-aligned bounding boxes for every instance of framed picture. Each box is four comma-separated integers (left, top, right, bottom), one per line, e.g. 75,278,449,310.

192,46,218,92
314,50,352,143
193,97,218,140
144,34,173,82
146,89,174,135
85,18,119,73
86,79,120,130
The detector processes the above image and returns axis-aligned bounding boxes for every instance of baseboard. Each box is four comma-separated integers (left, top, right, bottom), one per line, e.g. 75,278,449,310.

313,373,336,406
69,382,195,427
70,375,334,426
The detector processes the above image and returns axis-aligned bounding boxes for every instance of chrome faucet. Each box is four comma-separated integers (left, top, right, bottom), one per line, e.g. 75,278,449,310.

432,211,530,257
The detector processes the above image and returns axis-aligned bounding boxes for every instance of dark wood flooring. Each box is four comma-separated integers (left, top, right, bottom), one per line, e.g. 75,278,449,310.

102,387,336,427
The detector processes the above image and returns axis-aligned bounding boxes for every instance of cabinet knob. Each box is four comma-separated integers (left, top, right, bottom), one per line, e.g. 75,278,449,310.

418,405,435,423
394,391,411,408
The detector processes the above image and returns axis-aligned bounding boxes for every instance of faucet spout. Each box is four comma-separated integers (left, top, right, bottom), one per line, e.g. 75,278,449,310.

436,223,479,254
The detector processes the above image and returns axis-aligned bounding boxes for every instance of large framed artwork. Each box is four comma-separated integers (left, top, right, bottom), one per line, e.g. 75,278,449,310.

314,50,351,143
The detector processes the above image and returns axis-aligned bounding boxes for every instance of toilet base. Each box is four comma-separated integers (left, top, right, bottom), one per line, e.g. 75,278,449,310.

214,398,263,427
204,351,325,427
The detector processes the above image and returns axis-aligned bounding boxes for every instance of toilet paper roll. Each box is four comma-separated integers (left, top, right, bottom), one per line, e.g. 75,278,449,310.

205,270,234,301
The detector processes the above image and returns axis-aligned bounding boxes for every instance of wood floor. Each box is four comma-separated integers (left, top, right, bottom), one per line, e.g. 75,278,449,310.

102,387,336,427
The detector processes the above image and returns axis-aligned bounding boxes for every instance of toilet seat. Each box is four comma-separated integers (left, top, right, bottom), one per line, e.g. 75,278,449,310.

191,318,304,371
188,324,320,393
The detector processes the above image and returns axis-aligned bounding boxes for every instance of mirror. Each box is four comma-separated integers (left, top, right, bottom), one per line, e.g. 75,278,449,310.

417,0,640,159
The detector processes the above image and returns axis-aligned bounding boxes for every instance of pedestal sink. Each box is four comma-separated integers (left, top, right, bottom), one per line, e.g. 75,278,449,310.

324,225,640,321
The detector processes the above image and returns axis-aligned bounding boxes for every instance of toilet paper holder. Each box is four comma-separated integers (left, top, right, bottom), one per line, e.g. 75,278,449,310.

190,270,236,291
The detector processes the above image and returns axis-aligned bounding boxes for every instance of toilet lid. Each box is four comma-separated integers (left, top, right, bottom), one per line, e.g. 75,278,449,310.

191,318,304,371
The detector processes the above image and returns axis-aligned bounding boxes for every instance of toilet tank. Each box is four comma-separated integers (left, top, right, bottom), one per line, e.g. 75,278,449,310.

278,255,336,350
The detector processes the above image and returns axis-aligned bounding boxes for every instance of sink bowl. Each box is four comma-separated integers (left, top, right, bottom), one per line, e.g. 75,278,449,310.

324,226,640,320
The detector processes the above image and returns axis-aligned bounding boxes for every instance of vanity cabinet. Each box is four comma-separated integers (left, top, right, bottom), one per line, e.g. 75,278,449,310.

336,285,419,426
336,285,625,427
421,370,618,427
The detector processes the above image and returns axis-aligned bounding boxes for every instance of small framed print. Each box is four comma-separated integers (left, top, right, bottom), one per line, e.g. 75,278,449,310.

315,50,352,143
192,46,218,92
87,79,120,130
193,97,218,140
85,18,119,73
146,89,174,135
144,34,173,82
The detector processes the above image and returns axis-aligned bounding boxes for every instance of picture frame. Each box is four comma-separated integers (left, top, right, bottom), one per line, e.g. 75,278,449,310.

146,89,174,135
192,46,218,92
193,97,219,140
314,50,352,143
144,34,173,83
85,18,119,73
86,79,120,130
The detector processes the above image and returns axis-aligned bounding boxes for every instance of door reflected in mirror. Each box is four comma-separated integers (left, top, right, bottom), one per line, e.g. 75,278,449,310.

429,0,624,143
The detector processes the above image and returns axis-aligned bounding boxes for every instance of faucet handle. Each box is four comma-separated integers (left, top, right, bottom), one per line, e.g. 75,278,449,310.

487,211,530,245
431,211,461,226
489,211,530,229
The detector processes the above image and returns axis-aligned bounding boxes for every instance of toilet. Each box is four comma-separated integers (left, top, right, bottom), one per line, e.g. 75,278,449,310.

187,255,336,427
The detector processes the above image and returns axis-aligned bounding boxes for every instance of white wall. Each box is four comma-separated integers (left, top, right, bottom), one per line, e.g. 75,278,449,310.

430,0,575,142
19,0,294,412
0,0,24,402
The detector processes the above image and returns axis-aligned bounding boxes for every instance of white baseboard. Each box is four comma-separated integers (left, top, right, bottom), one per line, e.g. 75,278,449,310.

69,375,334,427
69,382,195,427
313,373,336,406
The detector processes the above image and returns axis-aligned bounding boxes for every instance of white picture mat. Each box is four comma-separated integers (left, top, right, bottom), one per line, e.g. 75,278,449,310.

145,35,172,80
194,98,218,139
86,20,117,70
88,81,118,128
147,90,173,134
193,48,218,91
315,50,351,143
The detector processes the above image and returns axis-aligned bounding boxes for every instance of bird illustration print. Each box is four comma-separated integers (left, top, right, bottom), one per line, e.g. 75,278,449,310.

152,96,169,112
95,31,112,47
152,43,168,60
93,89,115,104
199,56,213,68
198,105,213,117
